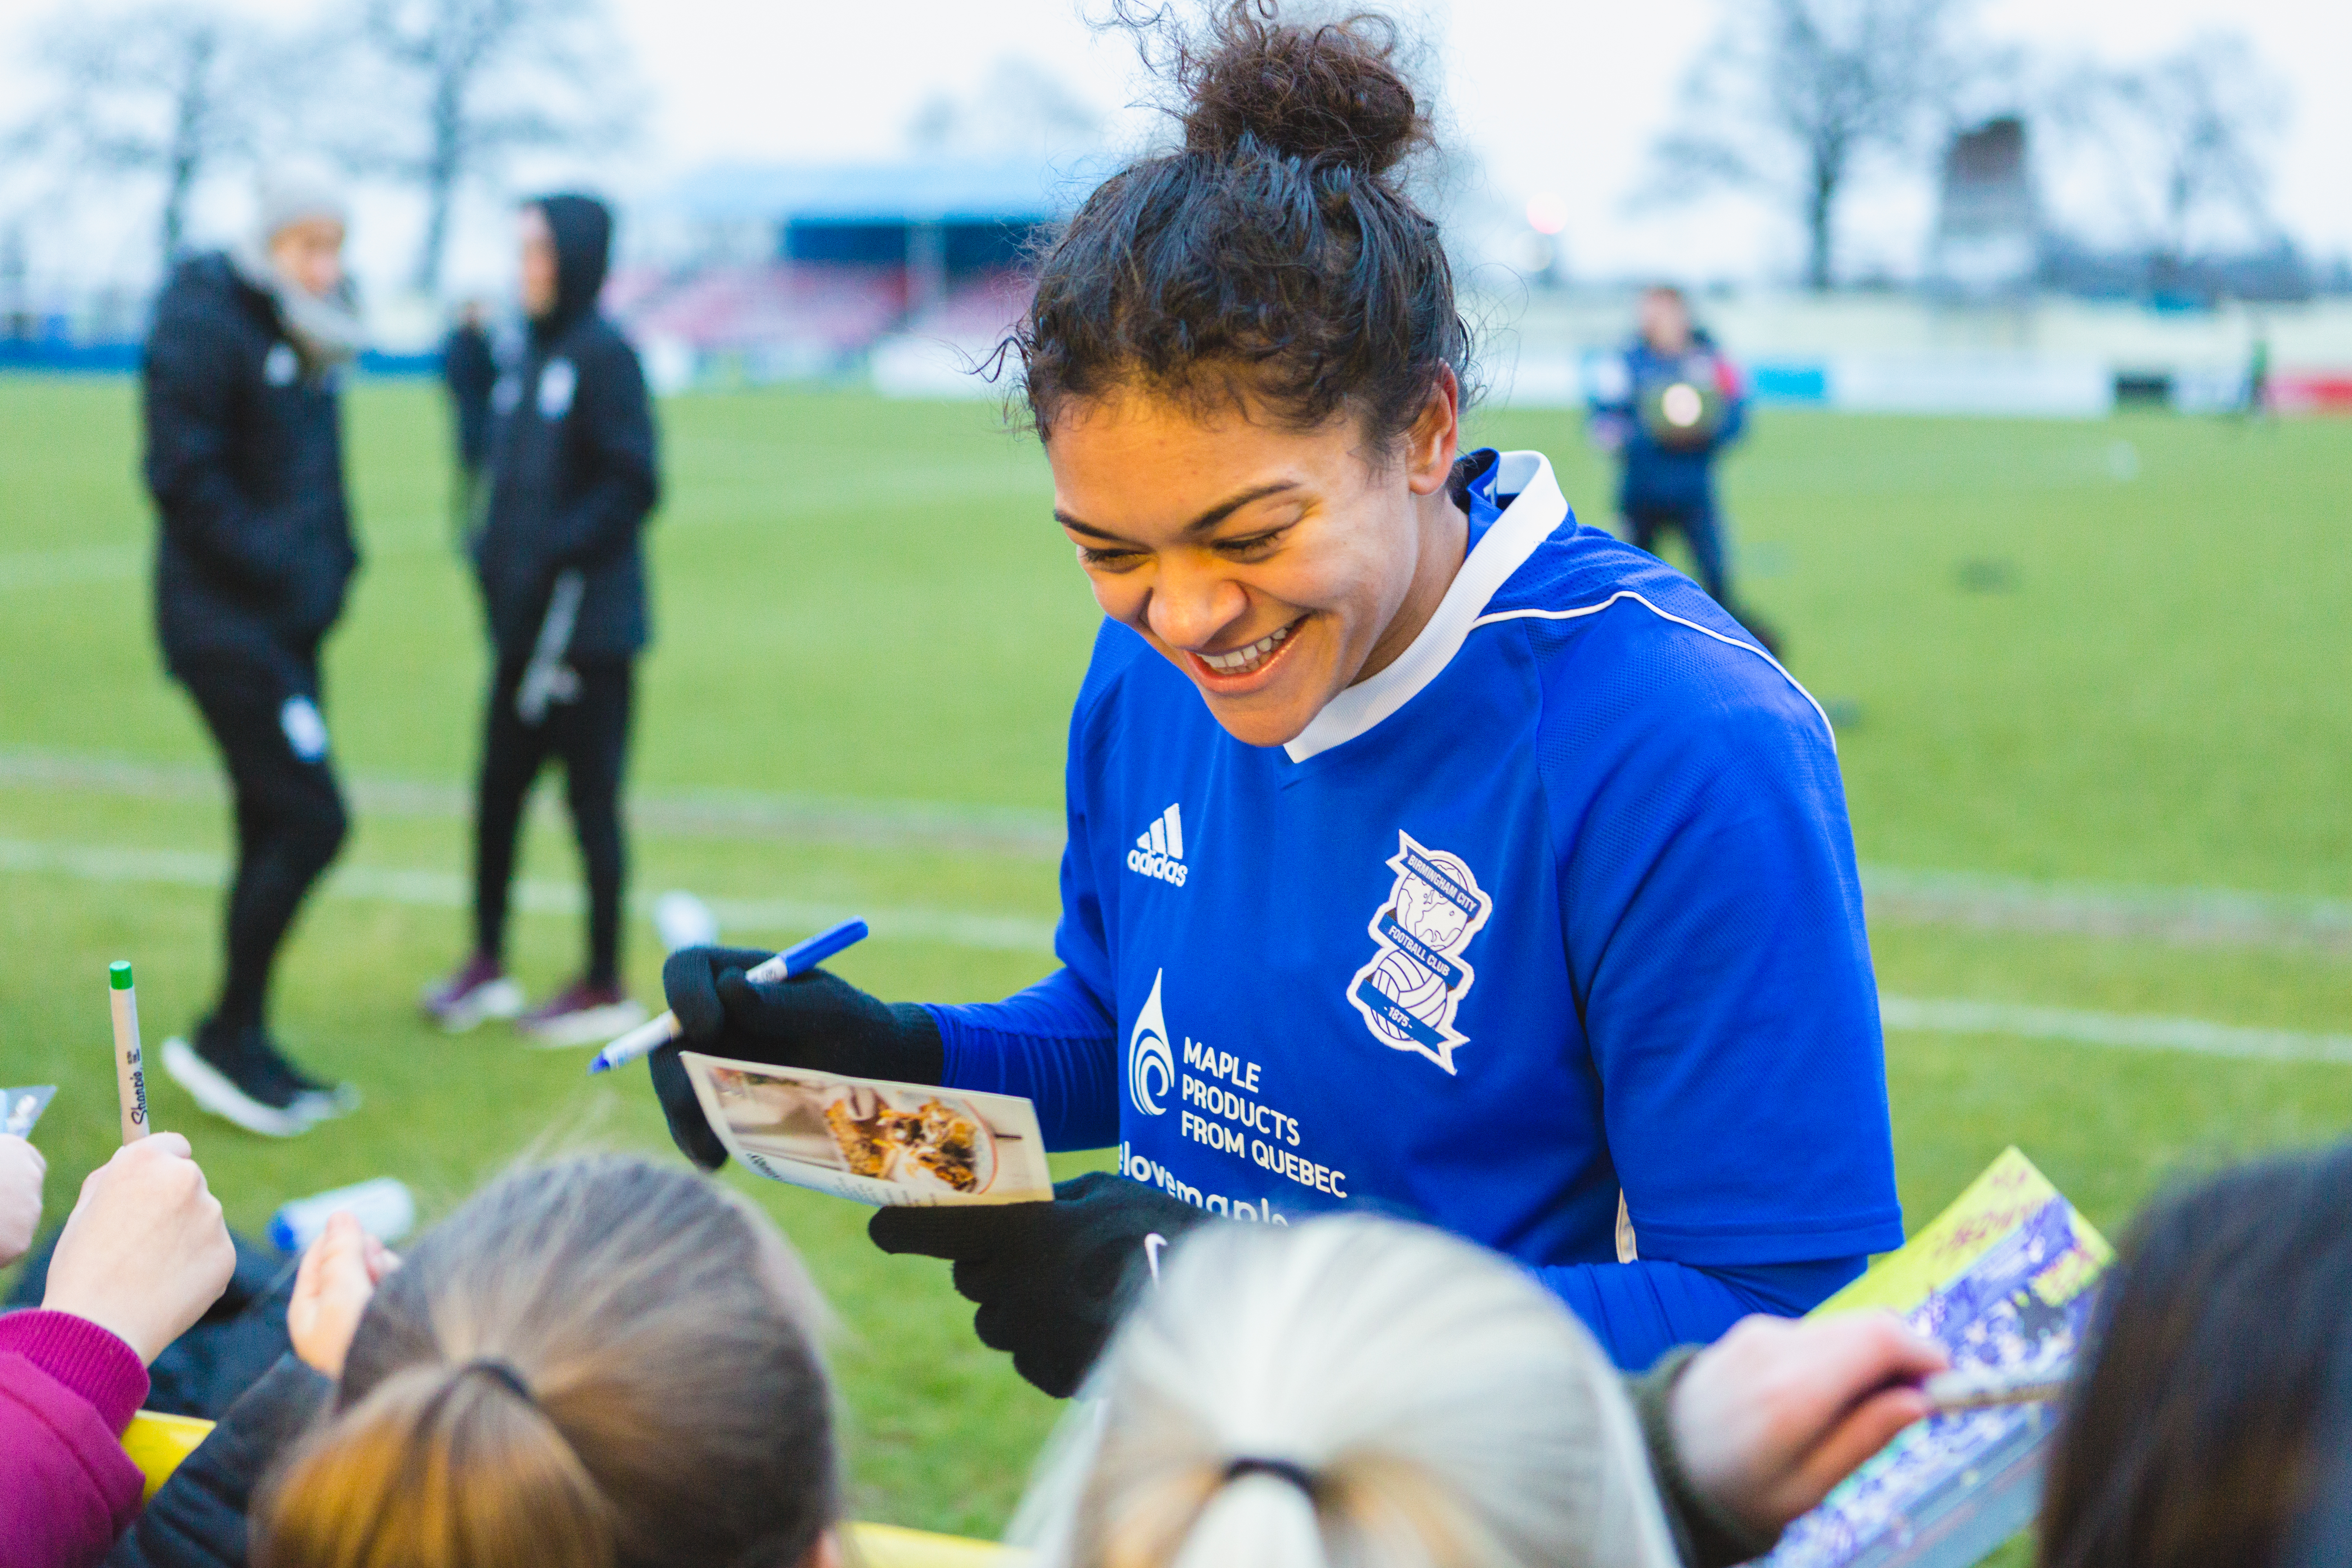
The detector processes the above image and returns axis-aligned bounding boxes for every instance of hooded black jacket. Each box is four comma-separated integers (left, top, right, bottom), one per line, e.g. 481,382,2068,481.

474,194,659,662
142,252,360,670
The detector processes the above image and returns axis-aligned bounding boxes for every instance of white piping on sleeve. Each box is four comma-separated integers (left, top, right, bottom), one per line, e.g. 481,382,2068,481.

1469,592,1838,751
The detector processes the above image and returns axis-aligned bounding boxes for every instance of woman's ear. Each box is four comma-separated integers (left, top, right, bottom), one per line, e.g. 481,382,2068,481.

799,1527,843,1568
1403,365,1463,496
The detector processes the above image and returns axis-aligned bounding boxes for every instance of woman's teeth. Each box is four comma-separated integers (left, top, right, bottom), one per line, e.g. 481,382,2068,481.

1200,623,1293,676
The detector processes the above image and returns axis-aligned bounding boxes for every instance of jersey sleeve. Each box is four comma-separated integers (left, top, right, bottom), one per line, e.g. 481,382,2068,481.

925,969,1117,1152
1539,615,1904,1270
142,293,293,595
1536,1254,1866,1372
547,332,659,568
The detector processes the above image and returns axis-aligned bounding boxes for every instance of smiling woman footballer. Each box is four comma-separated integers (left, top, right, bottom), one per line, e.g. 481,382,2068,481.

646,2,1903,1394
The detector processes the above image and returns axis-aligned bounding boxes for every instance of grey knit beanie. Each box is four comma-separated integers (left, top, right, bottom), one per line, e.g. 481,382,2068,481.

253,161,348,245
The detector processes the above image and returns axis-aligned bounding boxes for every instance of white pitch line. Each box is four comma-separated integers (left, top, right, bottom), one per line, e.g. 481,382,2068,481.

0,748,1067,858
10,747,2352,953
1878,995,2352,1065
4,834,2347,1062
0,836,1058,955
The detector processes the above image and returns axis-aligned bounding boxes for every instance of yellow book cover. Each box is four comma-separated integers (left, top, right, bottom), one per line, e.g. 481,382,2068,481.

1762,1147,2114,1568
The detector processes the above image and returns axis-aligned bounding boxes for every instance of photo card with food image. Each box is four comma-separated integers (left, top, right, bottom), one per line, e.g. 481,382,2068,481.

678,1053,1053,1206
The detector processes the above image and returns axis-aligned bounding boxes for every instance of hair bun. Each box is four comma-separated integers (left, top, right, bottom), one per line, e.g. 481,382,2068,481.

1178,5,1424,176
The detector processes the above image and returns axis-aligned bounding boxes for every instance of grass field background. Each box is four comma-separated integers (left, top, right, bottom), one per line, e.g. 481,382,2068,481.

1,376,2346,1539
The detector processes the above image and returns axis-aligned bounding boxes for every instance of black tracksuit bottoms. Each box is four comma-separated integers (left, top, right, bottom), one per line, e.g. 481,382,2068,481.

176,648,350,1033
472,655,633,986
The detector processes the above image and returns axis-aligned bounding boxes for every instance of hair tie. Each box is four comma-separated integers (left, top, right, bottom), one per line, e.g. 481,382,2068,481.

457,1358,535,1403
1224,1455,1319,1499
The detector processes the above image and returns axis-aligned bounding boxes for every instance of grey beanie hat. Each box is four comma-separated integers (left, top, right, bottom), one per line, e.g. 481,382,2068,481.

253,161,348,245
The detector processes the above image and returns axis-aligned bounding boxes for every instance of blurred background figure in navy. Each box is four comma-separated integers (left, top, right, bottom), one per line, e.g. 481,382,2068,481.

423,193,659,1047
140,165,365,1138
1587,285,1777,654
440,299,499,534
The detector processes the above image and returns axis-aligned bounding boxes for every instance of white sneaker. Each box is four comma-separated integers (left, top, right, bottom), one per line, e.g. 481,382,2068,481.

516,983,648,1049
161,1036,314,1139
421,957,526,1034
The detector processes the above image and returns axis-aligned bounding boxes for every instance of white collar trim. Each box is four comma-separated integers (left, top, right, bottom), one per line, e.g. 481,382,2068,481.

1283,451,1568,763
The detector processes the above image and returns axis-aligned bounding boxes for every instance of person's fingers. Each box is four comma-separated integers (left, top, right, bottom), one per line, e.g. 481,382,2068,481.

1011,1338,1091,1401
292,1229,330,1301
714,967,774,1028
1786,1386,1934,1507
363,1234,399,1282
662,947,734,1044
140,1132,194,1161
869,1203,1018,1261
648,1045,731,1172
1798,1314,1946,1424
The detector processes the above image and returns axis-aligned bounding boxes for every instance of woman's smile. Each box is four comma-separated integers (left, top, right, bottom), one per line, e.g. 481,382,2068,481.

1186,616,1306,686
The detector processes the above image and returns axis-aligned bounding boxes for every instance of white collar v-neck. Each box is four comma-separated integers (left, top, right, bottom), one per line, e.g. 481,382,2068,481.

1283,451,1568,763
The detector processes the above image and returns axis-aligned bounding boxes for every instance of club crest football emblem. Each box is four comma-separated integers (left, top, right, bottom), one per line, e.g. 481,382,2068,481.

1345,831,1492,1074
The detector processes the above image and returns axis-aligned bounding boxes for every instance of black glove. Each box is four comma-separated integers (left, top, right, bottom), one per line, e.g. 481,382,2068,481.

868,1170,1214,1398
649,945,945,1171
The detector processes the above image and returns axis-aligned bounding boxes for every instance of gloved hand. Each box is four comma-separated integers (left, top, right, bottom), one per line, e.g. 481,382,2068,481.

650,946,945,1171
869,1170,1214,1397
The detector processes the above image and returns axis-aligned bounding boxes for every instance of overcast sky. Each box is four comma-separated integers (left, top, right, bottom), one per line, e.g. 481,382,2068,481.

2,0,2345,299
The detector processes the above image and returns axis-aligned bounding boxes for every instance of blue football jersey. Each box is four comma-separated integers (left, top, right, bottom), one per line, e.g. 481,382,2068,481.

1023,449,1902,1278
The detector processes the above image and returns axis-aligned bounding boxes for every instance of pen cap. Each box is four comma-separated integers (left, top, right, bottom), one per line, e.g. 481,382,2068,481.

110,962,134,990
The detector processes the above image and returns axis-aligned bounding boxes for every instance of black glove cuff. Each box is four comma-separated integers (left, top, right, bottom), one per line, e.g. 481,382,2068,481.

880,1002,947,1085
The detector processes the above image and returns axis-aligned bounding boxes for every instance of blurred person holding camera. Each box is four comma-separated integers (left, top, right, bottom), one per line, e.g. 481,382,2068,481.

0,1133,236,1568
143,166,365,1138
423,195,659,1045
1586,286,1774,653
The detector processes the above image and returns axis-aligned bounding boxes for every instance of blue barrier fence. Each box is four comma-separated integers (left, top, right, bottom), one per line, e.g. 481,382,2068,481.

0,341,440,376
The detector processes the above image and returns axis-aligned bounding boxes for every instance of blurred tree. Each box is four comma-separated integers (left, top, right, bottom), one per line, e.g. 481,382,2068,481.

7,4,285,267
2052,34,2284,282
1648,0,1981,290
336,0,638,294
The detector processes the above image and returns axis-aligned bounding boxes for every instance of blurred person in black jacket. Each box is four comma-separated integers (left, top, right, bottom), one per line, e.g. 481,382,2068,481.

142,165,365,1139
423,194,659,1045
440,300,499,532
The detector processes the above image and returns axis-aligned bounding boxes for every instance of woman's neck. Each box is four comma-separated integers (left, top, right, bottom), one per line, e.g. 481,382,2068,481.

1352,481,1471,687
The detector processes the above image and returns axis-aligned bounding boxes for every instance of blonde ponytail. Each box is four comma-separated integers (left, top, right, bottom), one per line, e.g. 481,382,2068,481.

1014,1215,1679,1568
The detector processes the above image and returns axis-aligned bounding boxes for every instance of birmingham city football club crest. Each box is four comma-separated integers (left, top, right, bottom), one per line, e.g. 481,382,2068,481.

1345,832,1492,1075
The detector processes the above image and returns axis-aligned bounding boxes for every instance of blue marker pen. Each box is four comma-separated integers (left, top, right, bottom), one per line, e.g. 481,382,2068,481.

587,918,869,1074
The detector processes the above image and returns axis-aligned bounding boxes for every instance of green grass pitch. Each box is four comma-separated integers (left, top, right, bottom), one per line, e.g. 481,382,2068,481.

0,376,2345,1540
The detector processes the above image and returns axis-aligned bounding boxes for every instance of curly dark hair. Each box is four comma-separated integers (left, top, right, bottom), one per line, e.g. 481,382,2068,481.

1010,1,1473,452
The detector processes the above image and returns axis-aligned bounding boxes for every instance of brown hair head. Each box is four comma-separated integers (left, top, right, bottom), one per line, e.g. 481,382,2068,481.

1010,0,1472,451
254,1156,837,1568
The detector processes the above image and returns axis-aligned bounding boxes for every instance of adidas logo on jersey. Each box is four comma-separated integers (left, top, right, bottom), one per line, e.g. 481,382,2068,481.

1126,803,1189,886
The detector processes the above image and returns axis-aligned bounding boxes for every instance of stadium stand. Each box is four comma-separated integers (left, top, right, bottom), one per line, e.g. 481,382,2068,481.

616,157,1087,384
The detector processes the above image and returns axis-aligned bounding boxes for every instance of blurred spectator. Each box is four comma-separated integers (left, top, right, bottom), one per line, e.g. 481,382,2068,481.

1012,1215,1944,1568
110,1157,837,1568
1587,286,1774,652
2038,1144,2352,1568
143,163,364,1138
424,194,659,1045
439,301,499,532
1,1135,236,1568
